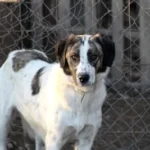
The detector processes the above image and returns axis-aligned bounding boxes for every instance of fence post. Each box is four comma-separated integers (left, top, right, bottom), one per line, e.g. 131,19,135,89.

84,0,97,33
58,0,70,38
31,0,43,49
111,0,124,88
140,0,150,90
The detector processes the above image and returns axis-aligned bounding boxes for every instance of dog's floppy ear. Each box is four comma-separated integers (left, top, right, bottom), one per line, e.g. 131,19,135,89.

55,34,75,75
95,35,115,71
56,39,67,67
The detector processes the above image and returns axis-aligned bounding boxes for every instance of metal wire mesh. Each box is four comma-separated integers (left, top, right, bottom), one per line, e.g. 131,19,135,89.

0,0,150,149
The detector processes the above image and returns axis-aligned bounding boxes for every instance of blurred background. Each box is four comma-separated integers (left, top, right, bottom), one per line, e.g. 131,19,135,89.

1,0,150,149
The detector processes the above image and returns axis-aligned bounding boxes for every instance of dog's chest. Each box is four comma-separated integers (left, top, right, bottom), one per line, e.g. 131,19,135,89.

71,93,89,130
58,91,102,143
62,90,101,132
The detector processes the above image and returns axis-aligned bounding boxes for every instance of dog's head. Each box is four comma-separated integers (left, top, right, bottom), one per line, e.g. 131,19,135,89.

56,34,115,89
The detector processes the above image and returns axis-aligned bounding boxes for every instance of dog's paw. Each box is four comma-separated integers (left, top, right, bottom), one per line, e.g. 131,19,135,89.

18,147,27,150
24,144,31,150
7,141,17,150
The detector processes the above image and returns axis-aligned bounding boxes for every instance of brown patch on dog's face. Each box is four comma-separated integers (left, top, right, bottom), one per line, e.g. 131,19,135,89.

56,34,82,77
65,39,81,84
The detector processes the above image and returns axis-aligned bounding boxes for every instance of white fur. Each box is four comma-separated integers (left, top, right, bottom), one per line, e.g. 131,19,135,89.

0,49,110,150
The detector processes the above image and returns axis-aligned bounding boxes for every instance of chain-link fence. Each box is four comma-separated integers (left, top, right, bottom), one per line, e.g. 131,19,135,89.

1,0,150,150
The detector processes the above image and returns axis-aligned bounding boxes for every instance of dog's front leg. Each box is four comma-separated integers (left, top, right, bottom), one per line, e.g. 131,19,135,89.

35,136,43,150
45,132,62,150
75,125,98,150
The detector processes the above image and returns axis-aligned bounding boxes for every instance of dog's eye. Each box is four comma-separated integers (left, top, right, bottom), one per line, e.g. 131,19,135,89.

91,55,98,61
71,55,78,61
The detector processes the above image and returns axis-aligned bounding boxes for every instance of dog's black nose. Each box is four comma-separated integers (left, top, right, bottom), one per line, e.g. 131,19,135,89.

78,73,89,84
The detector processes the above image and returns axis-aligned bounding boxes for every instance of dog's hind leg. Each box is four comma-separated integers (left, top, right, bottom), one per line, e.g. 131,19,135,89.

0,107,13,150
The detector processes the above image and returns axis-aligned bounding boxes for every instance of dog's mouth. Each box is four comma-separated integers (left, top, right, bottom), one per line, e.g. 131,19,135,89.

76,82,95,92
78,82,94,87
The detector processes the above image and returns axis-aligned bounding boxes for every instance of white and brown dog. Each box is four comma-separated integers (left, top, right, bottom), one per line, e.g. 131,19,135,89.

0,34,115,150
